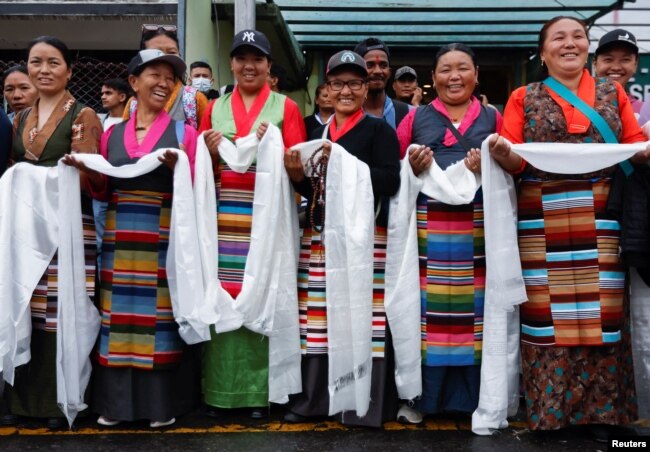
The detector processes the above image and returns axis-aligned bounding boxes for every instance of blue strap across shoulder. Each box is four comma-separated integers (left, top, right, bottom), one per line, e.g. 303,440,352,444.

175,120,185,147
543,76,633,176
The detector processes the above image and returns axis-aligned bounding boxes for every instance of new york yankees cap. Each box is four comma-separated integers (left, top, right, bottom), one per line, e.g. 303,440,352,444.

127,48,186,79
326,50,368,77
596,28,639,55
230,29,272,57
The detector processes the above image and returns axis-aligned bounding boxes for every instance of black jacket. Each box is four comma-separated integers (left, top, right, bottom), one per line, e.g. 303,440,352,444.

607,165,650,285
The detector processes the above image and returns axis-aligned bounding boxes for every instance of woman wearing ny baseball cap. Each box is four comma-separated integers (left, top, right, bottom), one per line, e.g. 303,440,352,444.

198,29,306,420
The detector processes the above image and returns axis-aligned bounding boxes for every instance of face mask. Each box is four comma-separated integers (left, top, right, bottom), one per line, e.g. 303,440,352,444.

191,77,212,93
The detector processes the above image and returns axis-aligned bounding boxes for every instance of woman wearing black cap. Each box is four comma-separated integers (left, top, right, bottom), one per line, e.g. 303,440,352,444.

1,36,102,430
66,48,199,428
283,50,401,427
198,29,306,420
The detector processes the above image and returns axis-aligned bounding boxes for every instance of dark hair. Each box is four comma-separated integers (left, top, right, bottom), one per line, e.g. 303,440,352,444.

27,36,72,69
537,16,589,79
102,77,131,97
269,64,287,91
2,65,29,86
354,37,390,60
313,82,327,113
140,28,179,50
190,61,212,73
433,43,477,72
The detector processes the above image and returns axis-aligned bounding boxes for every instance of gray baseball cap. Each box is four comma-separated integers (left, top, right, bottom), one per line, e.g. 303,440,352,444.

326,50,368,76
395,66,417,80
127,49,186,79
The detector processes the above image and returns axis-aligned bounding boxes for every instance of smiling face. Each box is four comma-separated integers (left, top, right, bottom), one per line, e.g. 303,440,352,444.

27,42,72,97
230,48,271,95
129,62,175,112
432,50,478,107
594,45,638,87
144,34,180,56
3,70,38,113
363,49,391,93
540,18,589,80
326,69,368,118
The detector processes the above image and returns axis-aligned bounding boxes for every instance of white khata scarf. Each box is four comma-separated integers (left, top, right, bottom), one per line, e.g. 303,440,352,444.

194,124,302,404
0,161,100,428
385,144,480,401
472,136,649,435
0,149,210,426
290,138,375,417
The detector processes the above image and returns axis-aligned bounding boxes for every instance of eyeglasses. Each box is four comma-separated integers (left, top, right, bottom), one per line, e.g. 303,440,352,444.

141,24,178,34
326,79,366,91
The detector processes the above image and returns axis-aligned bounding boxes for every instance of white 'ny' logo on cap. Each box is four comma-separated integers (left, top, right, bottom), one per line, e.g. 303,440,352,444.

341,51,355,63
243,32,256,43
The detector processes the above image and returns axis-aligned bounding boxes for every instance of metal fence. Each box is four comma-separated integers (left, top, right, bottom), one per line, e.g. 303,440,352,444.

1,57,128,114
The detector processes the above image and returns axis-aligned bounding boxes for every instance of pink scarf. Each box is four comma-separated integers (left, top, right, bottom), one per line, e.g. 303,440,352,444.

432,96,481,147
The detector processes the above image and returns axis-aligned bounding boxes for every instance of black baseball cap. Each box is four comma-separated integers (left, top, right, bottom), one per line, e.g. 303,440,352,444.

127,49,186,79
230,29,271,57
354,37,390,60
326,50,368,77
596,29,639,55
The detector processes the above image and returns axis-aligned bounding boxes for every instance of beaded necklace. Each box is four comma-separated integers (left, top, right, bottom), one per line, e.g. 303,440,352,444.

307,146,329,234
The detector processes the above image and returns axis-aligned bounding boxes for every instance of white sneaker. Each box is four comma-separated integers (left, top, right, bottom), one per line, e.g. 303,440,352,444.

397,404,423,424
150,418,175,428
97,416,121,426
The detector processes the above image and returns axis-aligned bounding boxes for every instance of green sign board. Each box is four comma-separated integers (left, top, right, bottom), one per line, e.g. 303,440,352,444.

629,54,650,102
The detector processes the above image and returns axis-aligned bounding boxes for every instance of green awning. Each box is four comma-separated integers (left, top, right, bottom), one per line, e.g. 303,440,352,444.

269,0,631,49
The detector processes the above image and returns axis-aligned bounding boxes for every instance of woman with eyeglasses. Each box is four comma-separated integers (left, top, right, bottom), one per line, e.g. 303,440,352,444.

1,36,102,430
198,29,306,420
122,24,208,130
282,50,400,426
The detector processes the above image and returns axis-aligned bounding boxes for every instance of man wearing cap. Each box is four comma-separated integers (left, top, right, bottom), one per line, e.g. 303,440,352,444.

393,66,422,107
199,29,306,420
593,28,643,115
595,29,650,424
353,37,412,130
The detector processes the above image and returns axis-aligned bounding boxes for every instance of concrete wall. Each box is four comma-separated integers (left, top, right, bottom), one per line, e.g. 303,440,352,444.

184,0,234,93
184,0,315,115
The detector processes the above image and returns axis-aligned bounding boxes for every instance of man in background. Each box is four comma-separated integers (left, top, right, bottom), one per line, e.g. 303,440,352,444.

190,61,220,100
354,37,411,129
392,66,422,106
100,78,130,129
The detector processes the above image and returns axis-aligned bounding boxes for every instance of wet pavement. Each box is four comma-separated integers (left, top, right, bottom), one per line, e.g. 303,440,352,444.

2,407,649,451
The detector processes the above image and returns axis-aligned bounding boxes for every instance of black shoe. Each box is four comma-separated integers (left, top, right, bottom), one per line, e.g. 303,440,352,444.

47,417,67,430
250,409,267,420
0,413,20,426
283,411,308,423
